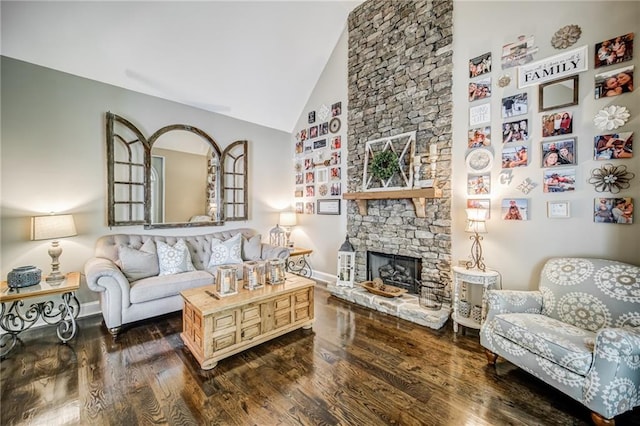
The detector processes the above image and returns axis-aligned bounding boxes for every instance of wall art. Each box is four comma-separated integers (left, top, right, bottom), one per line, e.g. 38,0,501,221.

518,45,588,88
469,77,491,101
469,52,492,78
467,199,491,218
516,178,536,194
502,198,529,220
501,93,528,118
331,102,342,117
594,105,630,131
502,35,538,69
594,132,633,160
588,163,635,193
467,173,490,195
468,126,491,148
595,33,634,69
541,138,576,167
551,25,582,50
594,65,634,99
362,131,416,191
466,148,494,173
308,111,316,124
469,103,491,126
594,197,633,224
543,169,575,193
502,119,529,143
502,145,528,168
317,199,341,215
541,111,573,137
547,201,570,218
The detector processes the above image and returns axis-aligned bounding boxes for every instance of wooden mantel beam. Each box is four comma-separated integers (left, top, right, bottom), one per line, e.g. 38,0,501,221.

343,188,443,217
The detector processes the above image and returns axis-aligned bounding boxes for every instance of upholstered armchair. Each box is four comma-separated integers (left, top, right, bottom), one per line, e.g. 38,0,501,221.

480,257,640,426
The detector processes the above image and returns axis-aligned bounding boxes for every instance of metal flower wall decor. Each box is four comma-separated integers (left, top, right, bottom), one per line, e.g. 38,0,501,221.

588,163,635,193
594,105,630,131
551,24,582,49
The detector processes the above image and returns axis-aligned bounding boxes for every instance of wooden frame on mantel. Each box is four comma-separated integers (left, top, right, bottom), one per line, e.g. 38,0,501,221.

343,188,442,218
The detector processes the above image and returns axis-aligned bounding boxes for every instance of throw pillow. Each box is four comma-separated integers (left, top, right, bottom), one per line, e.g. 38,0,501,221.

117,239,159,281
208,233,243,268
242,234,262,261
157,239,196,276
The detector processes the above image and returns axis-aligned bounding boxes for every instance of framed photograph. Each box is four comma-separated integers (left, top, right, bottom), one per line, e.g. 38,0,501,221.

502,119,529,143
295,202,304,214
309,126,318,139
300,129,308,142
501,145,528,168
467,199,490,218
468,126,491,148
543,168,575,193
467,173,490,195
318,183,328,197
331,136,342,150
331,102,342,117
295,173,303,185
330,151,341,165
547,201,570,218
594,65,634,99
330,182,342,196
469,77,491,101
294,187,304,198
305,185,315,197
303,140,313,153
319,122,329,136
469,52,492,78
305,202,315,215
316,167,328,184
469,103,491,126
595,33,634,68
542,111,573,137
295,140,303,155
594,132,633,160
305,171,315,184
313,138,327,150
330,166,341,181
501,93,528,118
594,197,633,224
501,35,538,70
308,111,316,124
317,198,341,215
541,138,576,167
502,198,529,220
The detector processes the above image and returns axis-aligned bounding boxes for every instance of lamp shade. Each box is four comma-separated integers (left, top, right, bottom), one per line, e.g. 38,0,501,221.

279,212,297,227
31,214,77,241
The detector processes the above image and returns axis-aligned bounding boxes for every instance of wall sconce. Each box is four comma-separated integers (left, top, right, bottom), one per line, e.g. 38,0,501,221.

279,211,297,248
31,214,77,284
465,208,488,272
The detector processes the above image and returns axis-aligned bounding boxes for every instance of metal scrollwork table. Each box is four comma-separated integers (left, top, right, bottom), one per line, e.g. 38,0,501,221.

286,248,313,277
1,271,80,358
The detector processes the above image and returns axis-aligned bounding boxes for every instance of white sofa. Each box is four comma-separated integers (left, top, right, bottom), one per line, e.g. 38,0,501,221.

84,228,288,336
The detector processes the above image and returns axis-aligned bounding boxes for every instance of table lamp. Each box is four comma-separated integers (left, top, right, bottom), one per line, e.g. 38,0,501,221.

279,211,297,248
31,214,77,284
465,208,487,272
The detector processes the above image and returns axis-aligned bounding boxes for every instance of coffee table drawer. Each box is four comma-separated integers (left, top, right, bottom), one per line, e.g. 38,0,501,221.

213,311,236,331
274,296,291,310
213,332,236,351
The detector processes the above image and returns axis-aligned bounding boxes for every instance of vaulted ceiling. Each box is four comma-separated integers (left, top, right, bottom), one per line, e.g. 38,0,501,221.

1,1,362,132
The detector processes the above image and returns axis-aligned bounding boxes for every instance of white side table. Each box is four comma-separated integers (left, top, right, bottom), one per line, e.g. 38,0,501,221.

451,266,500,333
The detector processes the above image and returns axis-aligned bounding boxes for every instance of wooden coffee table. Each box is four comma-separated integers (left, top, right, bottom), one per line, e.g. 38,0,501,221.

180,273,314,370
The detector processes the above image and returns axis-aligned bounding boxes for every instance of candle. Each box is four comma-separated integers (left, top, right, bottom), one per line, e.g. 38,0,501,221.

430,143,438,157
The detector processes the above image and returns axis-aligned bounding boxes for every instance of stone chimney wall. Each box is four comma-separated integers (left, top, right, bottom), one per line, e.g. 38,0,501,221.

346,0,453,288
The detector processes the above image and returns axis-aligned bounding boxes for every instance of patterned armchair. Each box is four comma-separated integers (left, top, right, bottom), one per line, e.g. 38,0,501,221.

480,258,640,426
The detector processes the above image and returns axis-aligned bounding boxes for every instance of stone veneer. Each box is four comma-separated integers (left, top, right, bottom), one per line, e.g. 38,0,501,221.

332,0,454,326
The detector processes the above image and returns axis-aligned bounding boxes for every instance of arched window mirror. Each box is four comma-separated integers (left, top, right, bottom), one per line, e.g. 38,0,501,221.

106,112,248,228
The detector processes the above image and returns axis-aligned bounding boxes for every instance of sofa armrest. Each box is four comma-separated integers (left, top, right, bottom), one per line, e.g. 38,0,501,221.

484,289,543,321
261,243,290,260
84,257,131,295
594,326,640,359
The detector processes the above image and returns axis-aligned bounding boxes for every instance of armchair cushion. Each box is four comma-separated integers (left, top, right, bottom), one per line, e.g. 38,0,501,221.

493,313,595,375
242,234,263,261
157,239,195,276
208,233,243,267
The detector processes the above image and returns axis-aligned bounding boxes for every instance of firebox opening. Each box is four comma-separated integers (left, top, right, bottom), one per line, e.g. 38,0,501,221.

366,251,421,294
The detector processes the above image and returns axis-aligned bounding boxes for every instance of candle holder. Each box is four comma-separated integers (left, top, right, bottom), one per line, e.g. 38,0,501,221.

215,265,238,297
267,258,286,285
243,261,266,290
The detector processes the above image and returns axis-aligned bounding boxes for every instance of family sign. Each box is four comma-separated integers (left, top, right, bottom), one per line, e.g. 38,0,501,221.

518,45,588,88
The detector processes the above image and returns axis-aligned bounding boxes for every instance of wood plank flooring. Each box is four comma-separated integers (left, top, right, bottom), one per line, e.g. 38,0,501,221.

2,285,639,426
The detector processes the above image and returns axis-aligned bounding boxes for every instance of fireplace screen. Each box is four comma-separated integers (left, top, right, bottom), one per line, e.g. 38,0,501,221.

366,251,421,294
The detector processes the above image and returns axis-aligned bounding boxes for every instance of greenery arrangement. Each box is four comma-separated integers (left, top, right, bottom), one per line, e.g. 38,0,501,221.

370,149,399,181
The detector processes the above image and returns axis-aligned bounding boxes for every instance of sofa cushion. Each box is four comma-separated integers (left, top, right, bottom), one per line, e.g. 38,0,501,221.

242,234,262,261
129,270,213,304
493,313,595,376
117,239,159,281
157,239,196,276
208,233,243,268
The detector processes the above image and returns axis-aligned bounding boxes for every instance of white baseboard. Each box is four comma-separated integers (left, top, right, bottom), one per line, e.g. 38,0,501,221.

311,270,336,286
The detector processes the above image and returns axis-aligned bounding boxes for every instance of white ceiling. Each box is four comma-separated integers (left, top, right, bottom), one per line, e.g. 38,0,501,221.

1,0,362,133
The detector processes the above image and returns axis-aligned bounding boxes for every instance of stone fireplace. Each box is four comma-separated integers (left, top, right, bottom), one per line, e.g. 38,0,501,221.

328,0,453,329
367,251,421,294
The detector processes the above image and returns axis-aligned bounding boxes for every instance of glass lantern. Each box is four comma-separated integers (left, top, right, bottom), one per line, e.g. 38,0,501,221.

337,235,355,287
269,224,286,247
215,265,238,297
267,258,286,285
243,261,266,290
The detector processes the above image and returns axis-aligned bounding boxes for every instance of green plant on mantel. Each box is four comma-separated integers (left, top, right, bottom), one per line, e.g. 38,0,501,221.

370,149,400,181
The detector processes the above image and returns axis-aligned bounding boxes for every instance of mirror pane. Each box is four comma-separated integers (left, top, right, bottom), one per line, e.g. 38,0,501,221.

539,75,578,112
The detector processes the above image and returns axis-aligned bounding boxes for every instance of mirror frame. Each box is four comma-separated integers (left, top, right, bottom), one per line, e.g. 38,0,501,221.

538,75,579,112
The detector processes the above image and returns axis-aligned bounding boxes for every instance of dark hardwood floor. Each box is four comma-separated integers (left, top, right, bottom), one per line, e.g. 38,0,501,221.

2,285,639,426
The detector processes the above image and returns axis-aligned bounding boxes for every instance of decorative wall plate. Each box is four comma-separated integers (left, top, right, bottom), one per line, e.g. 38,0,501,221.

551,24,582,49
594,105,630,131
329,117,341,133
318,104,330,122
588,163,635,193
498,74,511,88
318,184,328,196
466,148,494,173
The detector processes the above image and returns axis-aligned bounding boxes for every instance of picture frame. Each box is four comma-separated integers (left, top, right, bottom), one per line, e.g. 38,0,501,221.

594,132,633,160
502,119,529,143
542,111,573,137
501,145,528,168
467,199,490,218
308,111,316,124
469,52,492,78
595,33,634,69
547,201,570,218
467,173,491,195
518,45,587,88
469,103,491,126
501,93,528,118
594,197,633,224
541,138,576,167
469,77,491,101
543,169,576,193
317,198,341,215
539,75,579,112
316,167,328,184
594,65,634,99
468,126,491,148
502,198,529,220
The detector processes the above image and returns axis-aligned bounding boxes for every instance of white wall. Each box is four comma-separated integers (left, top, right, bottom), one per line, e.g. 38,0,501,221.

452,1,640,289
1,57,291,302
288,25,349,282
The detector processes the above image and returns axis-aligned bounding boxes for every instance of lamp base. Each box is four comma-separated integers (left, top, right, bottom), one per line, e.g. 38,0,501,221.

46,272,66,286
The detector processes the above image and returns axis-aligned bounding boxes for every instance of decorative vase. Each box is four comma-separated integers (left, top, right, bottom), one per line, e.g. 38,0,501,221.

458,300,471,318
7,266,42,288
